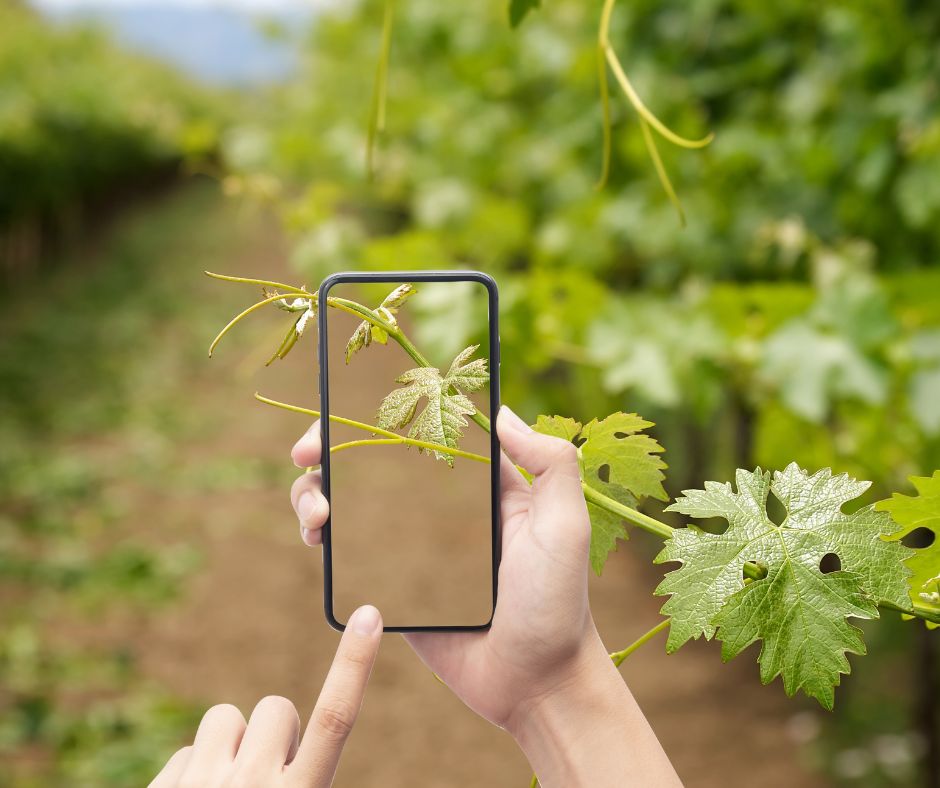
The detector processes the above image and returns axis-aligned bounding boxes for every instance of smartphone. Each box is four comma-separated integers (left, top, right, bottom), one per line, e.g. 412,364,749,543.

317,271,500,632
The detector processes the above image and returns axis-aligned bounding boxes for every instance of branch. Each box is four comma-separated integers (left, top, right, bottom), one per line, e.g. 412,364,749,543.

610,618,670,667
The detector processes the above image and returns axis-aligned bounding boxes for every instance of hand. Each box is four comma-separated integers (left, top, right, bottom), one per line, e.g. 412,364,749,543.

291,406,595,726
291,406,680,787
149,605,383,788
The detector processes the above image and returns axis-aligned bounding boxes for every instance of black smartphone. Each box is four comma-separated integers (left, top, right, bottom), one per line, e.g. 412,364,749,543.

317,271,500,632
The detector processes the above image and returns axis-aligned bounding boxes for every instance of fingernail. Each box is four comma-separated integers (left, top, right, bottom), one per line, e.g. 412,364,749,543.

297,491,318,523
348,605,381,635
499,405,532,434
300,526,316,546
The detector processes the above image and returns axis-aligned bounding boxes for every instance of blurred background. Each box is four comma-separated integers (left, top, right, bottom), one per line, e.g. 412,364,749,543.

1,0,939,785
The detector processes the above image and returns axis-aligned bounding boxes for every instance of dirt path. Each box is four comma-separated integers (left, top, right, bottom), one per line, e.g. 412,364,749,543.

117,185,826,787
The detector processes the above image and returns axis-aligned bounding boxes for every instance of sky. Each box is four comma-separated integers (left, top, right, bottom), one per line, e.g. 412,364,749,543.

33,0,325,8
29,0,331,85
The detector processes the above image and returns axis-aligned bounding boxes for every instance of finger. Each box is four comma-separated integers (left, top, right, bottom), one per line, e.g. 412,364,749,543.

292,421,322,469
180,704,246,782
496,406,589,547
148,746,192,787
291,605,383,787
234,696,301,771
291,470,328,546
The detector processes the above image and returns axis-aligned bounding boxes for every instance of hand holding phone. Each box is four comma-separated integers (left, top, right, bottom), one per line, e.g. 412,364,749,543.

292,410,680,786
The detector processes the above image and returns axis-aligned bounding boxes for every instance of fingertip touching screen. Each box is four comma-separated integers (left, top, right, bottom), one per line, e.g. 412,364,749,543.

318,273,499,631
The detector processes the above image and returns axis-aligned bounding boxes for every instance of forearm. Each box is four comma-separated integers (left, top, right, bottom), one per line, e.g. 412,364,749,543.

509,636,682,788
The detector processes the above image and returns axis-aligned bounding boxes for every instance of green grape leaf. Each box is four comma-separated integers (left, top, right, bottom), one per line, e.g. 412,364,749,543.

509,0,540,27
533,415,581,442
376,345,487,466
655,463,913,709
587,503,627,576
345,284,417,363
533,412,667,574
876,471,940,629
580,413,668,505
264,294,316,365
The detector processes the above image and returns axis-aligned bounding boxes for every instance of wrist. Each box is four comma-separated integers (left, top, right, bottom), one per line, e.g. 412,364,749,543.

508,631,681,788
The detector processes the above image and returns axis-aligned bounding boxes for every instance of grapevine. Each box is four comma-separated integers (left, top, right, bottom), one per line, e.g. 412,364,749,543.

207,272,940,715
364,0,713,223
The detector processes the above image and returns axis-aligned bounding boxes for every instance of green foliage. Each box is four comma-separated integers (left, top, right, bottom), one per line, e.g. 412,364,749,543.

0,4,222,276
219,0,940,498
656,464,913,708
376,345,488,464
509,0,541,28
877,472,940,628
535,413,667,573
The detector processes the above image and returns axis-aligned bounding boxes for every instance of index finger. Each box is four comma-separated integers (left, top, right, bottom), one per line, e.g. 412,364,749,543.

289,606,383,787
291,421,322,469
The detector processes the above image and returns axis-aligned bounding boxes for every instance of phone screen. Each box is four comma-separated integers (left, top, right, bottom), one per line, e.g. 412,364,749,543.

319,274,499,631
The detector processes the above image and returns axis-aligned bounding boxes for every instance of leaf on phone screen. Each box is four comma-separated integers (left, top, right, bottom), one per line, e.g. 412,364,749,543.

655,464,913,708
876,471,940,629
345,284,417,363
376,345,488,465
533,413,668,574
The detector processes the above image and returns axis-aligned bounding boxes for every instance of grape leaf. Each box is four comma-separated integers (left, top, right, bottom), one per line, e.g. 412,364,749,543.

533,415,581,442
345,284,416,363
376,345,487,465
533,413,667,574
509,0,540,28
655,463,913,709
263,293,316,365
876,471,940,629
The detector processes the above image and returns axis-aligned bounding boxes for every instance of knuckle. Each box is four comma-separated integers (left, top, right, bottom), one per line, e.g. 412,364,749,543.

202,703,244,728
177,774,207,788
222,768,261,788
546,436,578,465
312,700,357,739
252,694,300,724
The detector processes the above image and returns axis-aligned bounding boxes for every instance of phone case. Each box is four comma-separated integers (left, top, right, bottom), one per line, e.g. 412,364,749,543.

317,271,501,632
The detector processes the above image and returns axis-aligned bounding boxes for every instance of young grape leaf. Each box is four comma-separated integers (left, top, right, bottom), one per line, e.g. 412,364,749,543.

533,415,581,442
376,345,487,465
534,413,667,574
655,463,913,709
876,471,940,629
265,294,316,366
345,284,417,363
509,0,540,28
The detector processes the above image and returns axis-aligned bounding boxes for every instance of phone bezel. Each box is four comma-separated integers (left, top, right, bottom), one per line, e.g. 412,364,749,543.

317,271,501,633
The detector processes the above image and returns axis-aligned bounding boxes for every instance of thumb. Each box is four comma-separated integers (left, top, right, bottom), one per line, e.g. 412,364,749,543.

496,406,589,544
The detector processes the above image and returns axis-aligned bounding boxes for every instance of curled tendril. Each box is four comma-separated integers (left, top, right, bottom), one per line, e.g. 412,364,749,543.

596,0,714,225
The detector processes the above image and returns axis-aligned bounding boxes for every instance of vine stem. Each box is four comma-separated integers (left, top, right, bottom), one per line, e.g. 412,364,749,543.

254,392,940,627
208,273,491,433
610,618,671,667
365,0,395,176
332,438,490,465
